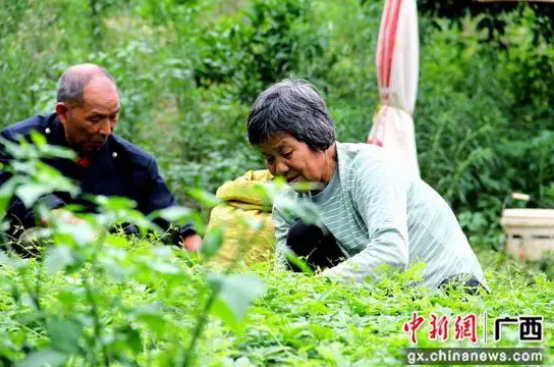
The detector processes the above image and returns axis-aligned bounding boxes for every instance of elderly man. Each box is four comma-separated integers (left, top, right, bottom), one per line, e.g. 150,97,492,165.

0,64,201,251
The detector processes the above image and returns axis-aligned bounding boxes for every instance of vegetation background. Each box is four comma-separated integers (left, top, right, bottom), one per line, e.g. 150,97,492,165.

0,0,552,366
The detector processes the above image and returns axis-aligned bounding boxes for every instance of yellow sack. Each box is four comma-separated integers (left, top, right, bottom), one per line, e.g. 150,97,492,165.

207,170,275,265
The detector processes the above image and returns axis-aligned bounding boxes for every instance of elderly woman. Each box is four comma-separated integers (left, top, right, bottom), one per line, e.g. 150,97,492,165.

246,79,488,291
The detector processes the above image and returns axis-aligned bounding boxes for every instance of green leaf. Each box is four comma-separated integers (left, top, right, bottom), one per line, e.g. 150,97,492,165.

15,183,51,208
148,261,181,275
114,326,143,356
45,246,75,275
53,221,98,247
186,188,222,208
285,249,313,275
277,195,321,225
94,195,137,210
41,145,76,160
0,176,23,216
34,162,79,196
0,250,27,269
207,273,265,332
125,327,143,355
11,161,37,175
0,251,10,266
46,319,83,354
29,130,47,147
133,309,167,337
16,347,67,367
201,226,224,259
153,206,192,224
290,181,325,193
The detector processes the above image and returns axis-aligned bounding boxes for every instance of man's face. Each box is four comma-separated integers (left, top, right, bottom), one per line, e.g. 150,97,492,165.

56,77,120,155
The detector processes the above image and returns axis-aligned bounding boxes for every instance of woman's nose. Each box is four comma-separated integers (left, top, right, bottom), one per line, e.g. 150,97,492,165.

275,159,289,175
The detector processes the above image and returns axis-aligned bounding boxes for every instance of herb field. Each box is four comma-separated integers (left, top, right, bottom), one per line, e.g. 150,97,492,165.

1,0,553,366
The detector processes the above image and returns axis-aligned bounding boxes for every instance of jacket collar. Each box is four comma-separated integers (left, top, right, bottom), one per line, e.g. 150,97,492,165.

44,113,67,147
45,113,117,163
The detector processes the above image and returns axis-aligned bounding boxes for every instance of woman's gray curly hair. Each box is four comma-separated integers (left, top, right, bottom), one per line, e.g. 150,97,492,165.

247,79,336,151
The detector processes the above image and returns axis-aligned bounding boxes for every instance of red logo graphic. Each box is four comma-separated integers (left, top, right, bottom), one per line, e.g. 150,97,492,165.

403,312,425,344
454,314,478,344
429,313,450,342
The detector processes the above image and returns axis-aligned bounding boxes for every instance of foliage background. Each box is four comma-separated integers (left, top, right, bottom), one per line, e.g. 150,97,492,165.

1,0,552,243
0,0,553,365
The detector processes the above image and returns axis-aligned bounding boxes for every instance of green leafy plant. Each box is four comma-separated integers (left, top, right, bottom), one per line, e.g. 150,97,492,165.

0,137,272,366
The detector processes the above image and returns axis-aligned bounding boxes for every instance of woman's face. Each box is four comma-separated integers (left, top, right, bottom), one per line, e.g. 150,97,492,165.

259,133,331,184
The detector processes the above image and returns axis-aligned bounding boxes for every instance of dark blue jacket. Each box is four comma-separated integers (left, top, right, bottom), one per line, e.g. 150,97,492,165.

0,112,194,242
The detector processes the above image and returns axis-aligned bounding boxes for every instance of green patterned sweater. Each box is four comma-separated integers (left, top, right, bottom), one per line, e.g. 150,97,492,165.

273,142,488,290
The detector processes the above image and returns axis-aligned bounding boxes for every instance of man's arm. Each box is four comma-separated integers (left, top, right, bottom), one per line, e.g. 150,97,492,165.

321,154,409,282
0,129,67,230
141,156,199,249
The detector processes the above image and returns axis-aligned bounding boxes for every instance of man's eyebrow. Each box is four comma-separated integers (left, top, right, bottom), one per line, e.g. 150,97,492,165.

85,113,104,119
88,109,120,117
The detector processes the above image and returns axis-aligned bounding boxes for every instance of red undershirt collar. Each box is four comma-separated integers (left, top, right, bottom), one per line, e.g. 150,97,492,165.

77,156,92,168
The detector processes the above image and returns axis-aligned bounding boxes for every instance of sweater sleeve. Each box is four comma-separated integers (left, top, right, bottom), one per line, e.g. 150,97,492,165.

272,199,292,264
321,153,409,282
